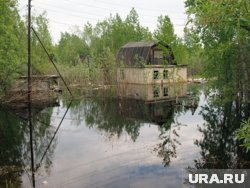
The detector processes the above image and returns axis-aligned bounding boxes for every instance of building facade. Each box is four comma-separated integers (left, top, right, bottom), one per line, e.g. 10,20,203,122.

116,42,187,84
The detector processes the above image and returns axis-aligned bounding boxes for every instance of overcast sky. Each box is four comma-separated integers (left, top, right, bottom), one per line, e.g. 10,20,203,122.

18,0,187,43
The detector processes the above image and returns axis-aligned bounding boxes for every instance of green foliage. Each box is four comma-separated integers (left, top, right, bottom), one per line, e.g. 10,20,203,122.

92,47,116,84
193,92,250,168
185,0,250,159
53,8,153,84
154,15,176,45
184,28,205,76
173,38,189,65
1,5,196,92
237,118,250,150
83,8,152,57
35,62,90,85
185,0,250,95
154,15,189,65
134,55,146,68
31,12,54,72
0,4,57,94
56,32,89,66
0,0,26,93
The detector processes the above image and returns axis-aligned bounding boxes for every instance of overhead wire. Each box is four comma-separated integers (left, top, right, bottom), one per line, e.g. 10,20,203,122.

81,0,186,15
33,6,186,27
46,18,186,29
34,0,186,20
8,0,186,187
91,0,185,13
18,0,187,39
33,5,187,25
36,0,185,15
34,2,111,18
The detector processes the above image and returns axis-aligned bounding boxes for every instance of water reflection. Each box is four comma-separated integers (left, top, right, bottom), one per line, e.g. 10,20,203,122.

0,108,26,187
117,83,188,102
68,83,195,142
182,87,250,187
1,82,250,187
192,93,250,169
0,96,62,188
35,101,72,172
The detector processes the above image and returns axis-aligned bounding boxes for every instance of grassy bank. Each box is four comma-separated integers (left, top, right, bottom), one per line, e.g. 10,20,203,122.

35,63,117,87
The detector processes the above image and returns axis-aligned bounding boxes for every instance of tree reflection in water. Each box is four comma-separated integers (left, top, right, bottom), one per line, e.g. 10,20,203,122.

0,108,26,187
67,95,193,168
0,104,58,187
3,83,249,187
69,98,148,142
153,84,201,167
67,84,200,167
154,105,190,167
193,93,250,169
150,84,250,169
69,93,191,143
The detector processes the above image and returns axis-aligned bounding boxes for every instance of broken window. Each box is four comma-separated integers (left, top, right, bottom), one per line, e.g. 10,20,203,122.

153,70,159,80
153,50,163,64
120,69,125,80
153,86,160,98
163,87,169,96
163,70,168,79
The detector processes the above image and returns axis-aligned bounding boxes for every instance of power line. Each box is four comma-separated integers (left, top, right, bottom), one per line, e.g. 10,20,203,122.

35,2,111,18
34,6,101,22
31,27,73,98
48,19,186,29
33,6,186,27
36,0,186,15
22,0,186,41
49,18,185,30
82,0,186,14
34,0,187,20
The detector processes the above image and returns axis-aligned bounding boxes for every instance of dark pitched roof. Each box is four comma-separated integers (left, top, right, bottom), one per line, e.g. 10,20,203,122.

116,41,157,66
122,41,155,48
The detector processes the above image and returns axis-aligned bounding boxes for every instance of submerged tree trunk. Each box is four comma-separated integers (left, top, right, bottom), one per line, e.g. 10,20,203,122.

238,41,249,103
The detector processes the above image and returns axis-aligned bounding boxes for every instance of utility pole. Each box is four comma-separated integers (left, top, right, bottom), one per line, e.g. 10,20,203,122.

28,0,35,187
28,1,31,91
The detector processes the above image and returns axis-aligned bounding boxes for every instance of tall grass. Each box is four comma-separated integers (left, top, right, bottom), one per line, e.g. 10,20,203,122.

5,180,16,188
35,62,115,87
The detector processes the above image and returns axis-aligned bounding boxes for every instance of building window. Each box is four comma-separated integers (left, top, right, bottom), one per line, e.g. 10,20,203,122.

120,69,125,80
163,70,168,79
153,50,163,64
153,70,159,80
153,86,160,98
163,87,168,96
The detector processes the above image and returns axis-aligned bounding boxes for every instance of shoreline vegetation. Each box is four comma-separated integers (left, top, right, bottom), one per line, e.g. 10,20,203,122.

1,0,249,151
0,1,204,97
0,1,250,187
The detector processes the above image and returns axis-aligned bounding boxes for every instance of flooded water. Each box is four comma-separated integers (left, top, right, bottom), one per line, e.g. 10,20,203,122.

0,83,249,188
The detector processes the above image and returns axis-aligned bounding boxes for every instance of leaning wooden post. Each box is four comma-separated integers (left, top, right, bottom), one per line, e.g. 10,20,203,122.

27,0,36,187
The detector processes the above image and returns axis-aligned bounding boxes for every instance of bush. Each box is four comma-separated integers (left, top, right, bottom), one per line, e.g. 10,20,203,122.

236,117,250,150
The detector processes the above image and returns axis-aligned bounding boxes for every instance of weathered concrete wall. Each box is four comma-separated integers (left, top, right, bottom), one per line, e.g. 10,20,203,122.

117,65,187,84
117,68,147,84
117,83,187,102
10,76,60,92
11,80,51,92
